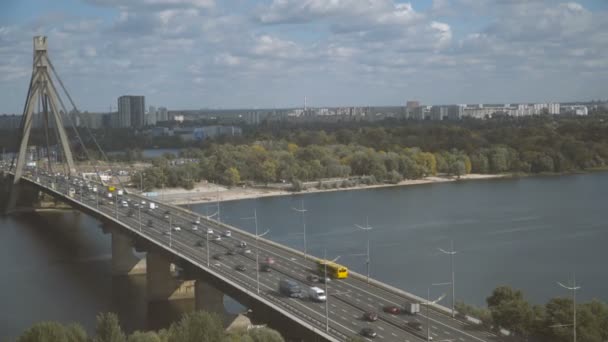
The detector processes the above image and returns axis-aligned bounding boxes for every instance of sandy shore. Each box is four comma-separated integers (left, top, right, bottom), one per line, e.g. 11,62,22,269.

148,174,507,205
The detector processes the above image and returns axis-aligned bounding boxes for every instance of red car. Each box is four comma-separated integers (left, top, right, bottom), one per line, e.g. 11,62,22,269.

383,305,401,314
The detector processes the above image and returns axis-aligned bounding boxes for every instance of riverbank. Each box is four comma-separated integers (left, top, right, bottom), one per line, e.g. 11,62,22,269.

151,173,507,205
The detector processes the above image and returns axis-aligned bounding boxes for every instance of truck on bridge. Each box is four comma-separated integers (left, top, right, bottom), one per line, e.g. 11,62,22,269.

279,279,303,298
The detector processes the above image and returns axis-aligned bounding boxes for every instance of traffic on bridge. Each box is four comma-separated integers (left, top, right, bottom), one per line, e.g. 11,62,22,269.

3,162,499,342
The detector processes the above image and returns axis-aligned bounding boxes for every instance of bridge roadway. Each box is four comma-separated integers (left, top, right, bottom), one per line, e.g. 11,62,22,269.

11,168,499,342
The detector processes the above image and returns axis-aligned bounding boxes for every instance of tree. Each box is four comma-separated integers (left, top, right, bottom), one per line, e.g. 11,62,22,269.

94,313,126,342
222,167,240,186
165,311,224,342
126,331,162,342
260,160,277,184
486,286,534,336
387,170,402,184
245,327,285,342
18,322,87,342
450,160,466,178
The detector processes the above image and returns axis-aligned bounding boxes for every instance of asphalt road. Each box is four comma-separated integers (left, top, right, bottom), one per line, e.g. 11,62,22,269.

10,168,501,342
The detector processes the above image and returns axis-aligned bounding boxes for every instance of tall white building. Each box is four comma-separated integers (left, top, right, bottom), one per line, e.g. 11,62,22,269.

548,103,561,115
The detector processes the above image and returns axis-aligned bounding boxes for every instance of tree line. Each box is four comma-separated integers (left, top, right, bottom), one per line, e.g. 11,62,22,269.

456,286,608,342
17,311,284,342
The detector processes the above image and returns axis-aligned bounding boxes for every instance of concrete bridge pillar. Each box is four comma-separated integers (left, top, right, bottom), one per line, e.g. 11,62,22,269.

194,279,226,316
111,231,146,276
146,250,195,302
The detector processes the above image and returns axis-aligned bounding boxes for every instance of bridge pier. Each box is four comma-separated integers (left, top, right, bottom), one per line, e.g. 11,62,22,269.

111,231,146,276
146,250,195,302
194,279,226,316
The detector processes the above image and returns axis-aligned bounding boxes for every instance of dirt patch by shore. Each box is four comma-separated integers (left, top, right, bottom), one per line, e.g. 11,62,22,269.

141,174,506,205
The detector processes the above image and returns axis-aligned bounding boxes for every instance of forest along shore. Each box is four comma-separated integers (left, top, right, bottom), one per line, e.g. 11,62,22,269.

142,174,505,205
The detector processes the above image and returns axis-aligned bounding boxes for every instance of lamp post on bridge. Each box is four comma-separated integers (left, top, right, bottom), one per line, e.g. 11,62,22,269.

138,201,142,232
168,214,173,248
114,191,118,219
355,216,373,283
323,249,341,333
242,209,269,294
291,199,308,260
427,284,448,342
555,275,581,342
438,240,457,318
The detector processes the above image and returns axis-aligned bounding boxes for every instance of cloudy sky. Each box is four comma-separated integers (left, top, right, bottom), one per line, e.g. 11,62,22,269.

1,0,607,113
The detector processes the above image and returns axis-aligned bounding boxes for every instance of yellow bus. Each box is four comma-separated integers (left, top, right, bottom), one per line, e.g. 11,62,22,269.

316,260,348,279
107,186,116,192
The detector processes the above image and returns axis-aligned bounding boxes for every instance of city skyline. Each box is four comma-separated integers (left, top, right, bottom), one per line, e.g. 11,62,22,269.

1,0,607,113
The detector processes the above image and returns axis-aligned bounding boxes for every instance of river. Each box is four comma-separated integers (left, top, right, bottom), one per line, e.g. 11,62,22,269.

1,172,607,338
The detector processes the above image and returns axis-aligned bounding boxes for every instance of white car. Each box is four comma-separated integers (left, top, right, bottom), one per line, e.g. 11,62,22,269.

192,225,199,231
207,228,214,235
173,226,182,232
222,230,232,237
194,218,201,225
141,200,146,205
121,201,129,208
212,235,221,241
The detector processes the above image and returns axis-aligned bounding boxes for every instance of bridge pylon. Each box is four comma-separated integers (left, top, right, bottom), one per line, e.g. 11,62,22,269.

13,36,76,184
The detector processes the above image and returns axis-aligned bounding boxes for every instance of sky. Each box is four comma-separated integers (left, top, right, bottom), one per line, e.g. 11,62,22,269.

1,0,607,113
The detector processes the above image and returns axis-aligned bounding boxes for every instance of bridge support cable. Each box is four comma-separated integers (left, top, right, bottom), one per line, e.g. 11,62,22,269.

46,57,128,192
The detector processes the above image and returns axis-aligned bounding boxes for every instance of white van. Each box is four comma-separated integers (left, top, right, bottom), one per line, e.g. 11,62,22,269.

309,287,326,302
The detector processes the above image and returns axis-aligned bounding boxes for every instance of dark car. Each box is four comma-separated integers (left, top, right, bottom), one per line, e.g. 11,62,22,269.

360,328,377,338
147,219,153,227
260,264,272,272
407,321,423,331
318,276,331,284
383,305,401,314
212,253,223,260
196,240,205,247
226,249,236,256
307,274,319,283
363,311,378,322
235,264,246,272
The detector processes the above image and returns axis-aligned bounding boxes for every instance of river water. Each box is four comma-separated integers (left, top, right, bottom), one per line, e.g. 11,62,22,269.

1,173,607,338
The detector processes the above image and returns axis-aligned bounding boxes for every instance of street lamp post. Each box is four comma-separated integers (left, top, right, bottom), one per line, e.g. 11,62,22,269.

168,214,172,248
438,240,457,318
292,199,308,260
426,284,448,342
558,275,581,342
355,216,373,283
206,224,210,267
114,192,118,219
323,250,341,332
138,202,142,232
242,209,269,294
140,172,144,193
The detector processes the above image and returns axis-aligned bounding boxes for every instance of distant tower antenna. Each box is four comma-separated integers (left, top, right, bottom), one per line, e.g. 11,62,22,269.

304,96,307,112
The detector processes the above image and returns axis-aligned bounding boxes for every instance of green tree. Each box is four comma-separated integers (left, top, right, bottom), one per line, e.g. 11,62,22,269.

486,286,534,337
245,327,284,342
18,322,87,342
260,160,277,184
126,331,162,342
221,167,241,186
93,313,126,342
165,311,224,342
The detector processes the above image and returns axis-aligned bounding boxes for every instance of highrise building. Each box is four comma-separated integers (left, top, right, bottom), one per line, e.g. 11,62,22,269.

117,95,145,128
157,107,168,122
